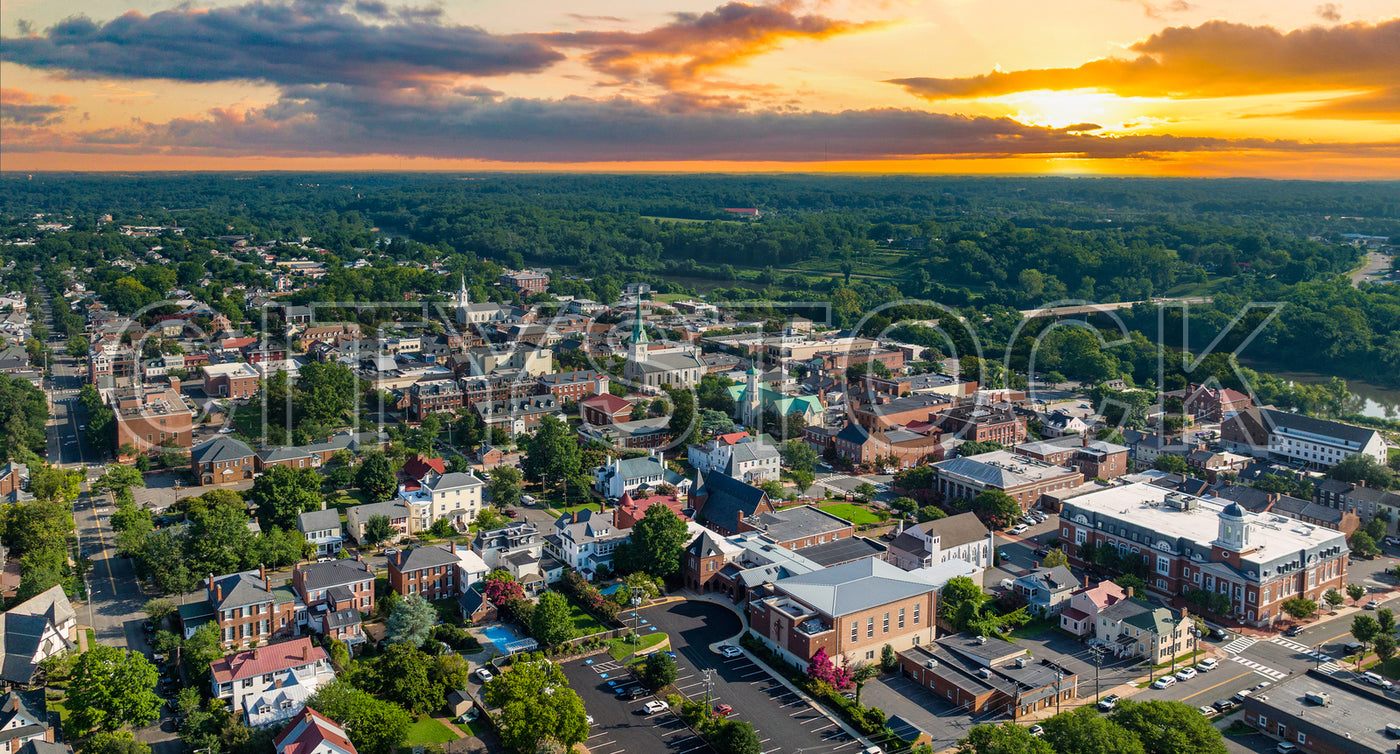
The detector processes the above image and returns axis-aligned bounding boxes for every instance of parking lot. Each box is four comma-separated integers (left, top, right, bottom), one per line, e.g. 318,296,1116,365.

561,656,713,754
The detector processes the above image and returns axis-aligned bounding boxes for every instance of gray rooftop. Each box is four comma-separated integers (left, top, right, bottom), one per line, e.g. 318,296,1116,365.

774,557,941,618
298,560,373,592
743,505,851,544
297,508,341,534
1243,671,1400,753
191,436,255,464
794,536,887,567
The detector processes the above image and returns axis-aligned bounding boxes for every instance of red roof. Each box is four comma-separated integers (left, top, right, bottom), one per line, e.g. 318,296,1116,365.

210,637,327,684
581,393,633,414
274,707,356,754
615,493,688,529
221,337,257,350
1060,607,1090,622
716,431,750,446
401,453,446,480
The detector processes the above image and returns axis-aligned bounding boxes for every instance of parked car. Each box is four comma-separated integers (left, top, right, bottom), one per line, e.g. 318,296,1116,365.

1009,524,1030,535
718,645,742,658
618,687,647,700
1212,698,1238,712
474,668,494,683
1198,706,1216,716
1151,676,1176,689
1175,667,1198,681
1021,515,1038,526
713,703,734,717
1097,694,1120,711
1231,689,1253,703
1283,625,1304,637
1196,658,1219,672
1344,641,1365,654
1028,725,1044,737
1383,536,1400,547
1033,548,1050,558
642,700,669,715
1365,600,1381,610
1275,743,1297,754
504,508,518,518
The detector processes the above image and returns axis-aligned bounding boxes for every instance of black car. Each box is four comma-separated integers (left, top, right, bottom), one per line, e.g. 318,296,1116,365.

1212,698,1238,712
1033,548,1050,558
615,686,646,700
1206,627,1229,641
1283,625,1304,637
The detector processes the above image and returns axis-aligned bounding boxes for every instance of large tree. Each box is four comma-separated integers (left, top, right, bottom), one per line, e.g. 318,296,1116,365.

183,623,225,681
1109,699,1227,754
375,643,441,714
970,489,1022,529
356,451,398,502
712,719,761,754
247,464,324,530
385,594,437,648
530,591,578,648
779,439,817,474
294,361,357,429
362,514,393,548
641,651,678,691
488,465,523,508
483,655,589,754
307,680,411,754
940,575,991,632
81,730,151,754
94,464,145,497
183,502,255,576
1327,454,1396,490
957,722,1054,754
521,415,581,485
615,503,689,580
1041,707,1145,754
68,646,162,732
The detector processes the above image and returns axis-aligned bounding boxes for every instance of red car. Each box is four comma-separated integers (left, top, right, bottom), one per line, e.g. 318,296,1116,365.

713,704,733,717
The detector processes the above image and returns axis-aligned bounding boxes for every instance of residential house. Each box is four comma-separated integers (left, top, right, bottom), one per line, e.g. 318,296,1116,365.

0,462,28,502
206,567,299,650
387,543,488,602
202,362,261,399
273,707,358,754
613,491,689,529
727,442,781,484
1012,565,1080,617
887,512,994,572
1059,580,1128,637
191,436,257,486
580,393,633,426
344,501,411,545
472,523,559,593
396,471,485,533
1039,410,1089,437
1092,598,1195,663
1014,437,1130,480
1183,385,1252,421
209,637,335,728
291,560,374,645
0,587,77,686
547,508,630,578
577,416,673,450
0,692,53,754
592,452,690,500
296,509,344,557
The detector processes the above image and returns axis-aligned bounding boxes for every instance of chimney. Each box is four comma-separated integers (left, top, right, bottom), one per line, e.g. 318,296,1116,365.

260,563,266,580
302,644,309,660
264,576,270,592
1125,586,1134,598
216,583,223,601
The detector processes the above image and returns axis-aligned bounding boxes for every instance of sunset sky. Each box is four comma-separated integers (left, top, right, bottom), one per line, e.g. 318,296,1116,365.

1,0,1397,177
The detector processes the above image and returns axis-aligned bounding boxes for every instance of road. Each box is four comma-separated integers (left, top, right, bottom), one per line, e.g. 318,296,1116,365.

1349,250,1393,287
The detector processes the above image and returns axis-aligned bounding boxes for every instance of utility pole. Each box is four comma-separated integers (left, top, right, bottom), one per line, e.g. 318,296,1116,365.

1055,665,1063,715
1091,645,1104,703
703,668,713,707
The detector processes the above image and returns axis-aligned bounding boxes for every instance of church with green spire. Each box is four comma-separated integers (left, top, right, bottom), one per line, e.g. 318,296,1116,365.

621,296,706,391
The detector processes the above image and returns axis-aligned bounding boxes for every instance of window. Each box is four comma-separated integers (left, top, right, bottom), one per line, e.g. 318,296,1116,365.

866,651,875,659
899,608,906,629
883,613,890,633
851,622,858,643
867,617,874,638
914,603,920,624
1156,556,1170,575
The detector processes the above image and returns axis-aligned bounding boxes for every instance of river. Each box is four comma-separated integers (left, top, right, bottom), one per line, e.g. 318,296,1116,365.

1241,364,1400,420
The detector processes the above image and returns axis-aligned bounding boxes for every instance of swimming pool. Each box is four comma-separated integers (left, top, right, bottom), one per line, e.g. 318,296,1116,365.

481,624,534,653
600,583,623,596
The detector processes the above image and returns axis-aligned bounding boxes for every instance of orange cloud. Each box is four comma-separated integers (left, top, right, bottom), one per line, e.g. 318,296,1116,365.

888,18,1399,116
539,1,879,89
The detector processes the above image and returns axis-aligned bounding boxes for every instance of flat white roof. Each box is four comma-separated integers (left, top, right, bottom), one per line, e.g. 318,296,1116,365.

1061,483,1347,574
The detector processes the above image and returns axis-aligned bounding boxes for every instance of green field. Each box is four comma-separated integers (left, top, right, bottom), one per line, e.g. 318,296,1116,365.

326,489,372,511
565,595,609,636
403,716,457,747
816,503,881,525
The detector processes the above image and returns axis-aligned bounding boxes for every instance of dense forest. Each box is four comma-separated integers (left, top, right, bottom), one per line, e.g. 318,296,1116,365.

2,174,1397,391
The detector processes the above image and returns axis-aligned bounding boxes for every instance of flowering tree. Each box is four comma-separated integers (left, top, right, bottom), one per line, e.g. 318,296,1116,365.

806,647,852,690
484,571,525,606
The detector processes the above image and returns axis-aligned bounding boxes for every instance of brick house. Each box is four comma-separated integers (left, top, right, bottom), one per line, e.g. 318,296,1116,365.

290,559,375,646
895,635,1077,720
1014,437,1130,480
537,370,606,403
386,542,489,602
191,436,257,486
206,567,299,650
580,393,634,426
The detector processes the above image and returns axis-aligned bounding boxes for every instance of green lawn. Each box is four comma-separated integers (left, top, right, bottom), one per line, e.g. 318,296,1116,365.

402,716,457,747
608,631,669,662
1365,655,1400,679
548,501,604,517
326,489,372,511
565,597,608,637
1005,616,1057,640
816,503,881,525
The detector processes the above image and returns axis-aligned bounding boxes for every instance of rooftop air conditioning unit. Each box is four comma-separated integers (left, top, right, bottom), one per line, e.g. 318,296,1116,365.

926,659,938,669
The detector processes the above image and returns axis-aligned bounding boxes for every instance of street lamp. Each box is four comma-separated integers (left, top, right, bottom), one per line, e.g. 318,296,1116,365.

630,596,643,659
702,669,712,707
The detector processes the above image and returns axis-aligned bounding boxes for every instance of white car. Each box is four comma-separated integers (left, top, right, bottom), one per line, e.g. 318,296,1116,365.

474,668,494,683
218,427,236,434
586,715,595,726
1151,676,1176,689
1196,658,1219,673
1009,524,1029,535
642,700,669,715
718,645,742,658
1175,667,1198,681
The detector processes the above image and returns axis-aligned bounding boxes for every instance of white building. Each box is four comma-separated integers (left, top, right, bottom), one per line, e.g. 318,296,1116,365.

1261,408,1387,470
397,470,485,532
727,441,781,484
209,638,335,728
296,508,343,557
547,508,630,577
592,451,691,500
886,512,994,573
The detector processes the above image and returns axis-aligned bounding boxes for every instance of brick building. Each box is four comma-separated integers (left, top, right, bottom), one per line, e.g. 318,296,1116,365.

537,370,606,403
579,393,634,425
111,383,194,453
386,542,489,602
935,406,1026,445
1014,437,1130,480
191,436,257,486
202,362,261,399
895,635,1077,721
407,378,463,420
1058,483,1350,627
206,567,298,650
932,451,1082,511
